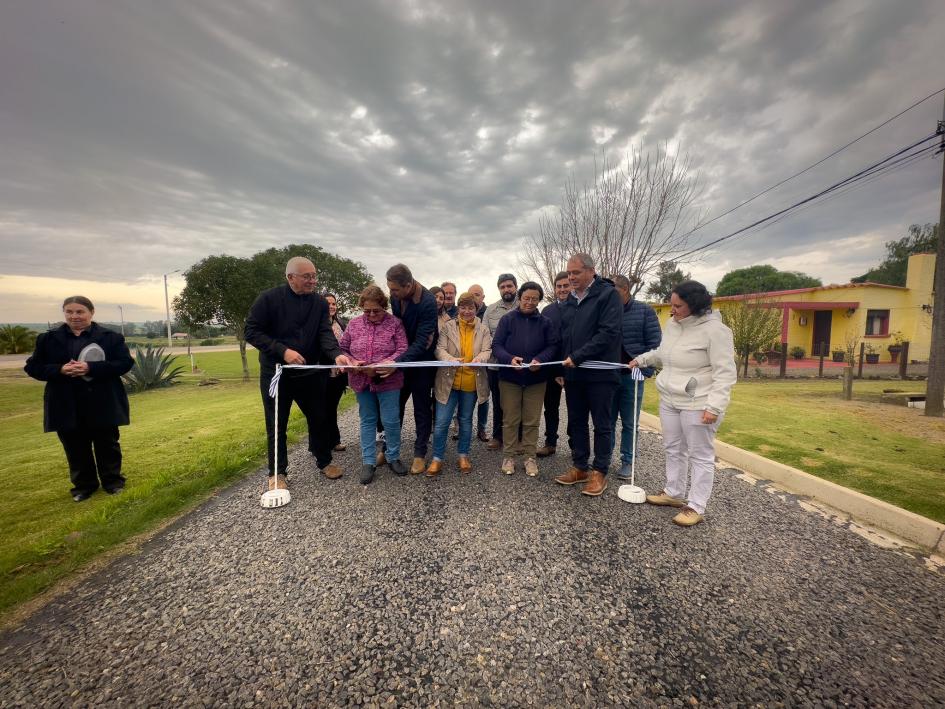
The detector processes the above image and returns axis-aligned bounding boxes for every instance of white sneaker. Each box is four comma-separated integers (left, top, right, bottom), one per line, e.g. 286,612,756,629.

501,458,515,475
524,458,539,477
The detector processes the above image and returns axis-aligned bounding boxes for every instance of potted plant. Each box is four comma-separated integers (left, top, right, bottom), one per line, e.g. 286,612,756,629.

752,351,767,364
790,346,805,360
864,344,880,364
887,331,904,363
831,349,845,362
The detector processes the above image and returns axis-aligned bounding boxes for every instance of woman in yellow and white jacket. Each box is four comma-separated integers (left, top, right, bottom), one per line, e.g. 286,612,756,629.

630,281,737,527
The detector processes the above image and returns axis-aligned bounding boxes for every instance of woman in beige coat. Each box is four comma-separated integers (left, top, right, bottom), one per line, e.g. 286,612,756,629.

427,292,492,475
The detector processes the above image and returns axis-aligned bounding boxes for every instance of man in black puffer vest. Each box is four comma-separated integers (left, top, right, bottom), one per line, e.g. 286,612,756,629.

555,253,623,497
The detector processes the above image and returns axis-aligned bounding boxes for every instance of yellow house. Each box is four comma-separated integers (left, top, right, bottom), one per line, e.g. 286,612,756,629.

650,253,937,363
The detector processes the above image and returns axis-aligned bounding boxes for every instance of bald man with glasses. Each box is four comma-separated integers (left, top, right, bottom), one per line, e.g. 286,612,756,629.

245,256,353,492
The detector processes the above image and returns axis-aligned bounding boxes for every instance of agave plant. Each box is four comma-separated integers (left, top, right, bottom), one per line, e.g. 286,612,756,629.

123,345,185,392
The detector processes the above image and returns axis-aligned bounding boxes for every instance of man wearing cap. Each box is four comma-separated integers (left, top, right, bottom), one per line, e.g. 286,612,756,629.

245,256,353,492
482,273,518,450
608,274,661,479
554,253,623,497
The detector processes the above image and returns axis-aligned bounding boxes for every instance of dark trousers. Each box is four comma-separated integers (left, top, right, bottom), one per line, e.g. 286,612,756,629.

260,369,330,475
487,369,503,440
312,373,347,452
542,377,563,447
564,380,615,474
398,366,435,457
57,426,124,495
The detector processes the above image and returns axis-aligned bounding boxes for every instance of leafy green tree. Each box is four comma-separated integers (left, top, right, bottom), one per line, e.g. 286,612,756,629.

720,300,782,377
0,325,37,354
646,261,691,302
174,255,259,380
250,244,372,315
174,245,372,380
715,265,821,297
852,223,939,286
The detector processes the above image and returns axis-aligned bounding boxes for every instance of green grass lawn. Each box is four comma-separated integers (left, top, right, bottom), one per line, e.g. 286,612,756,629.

0,352,352,621
642,379,945,523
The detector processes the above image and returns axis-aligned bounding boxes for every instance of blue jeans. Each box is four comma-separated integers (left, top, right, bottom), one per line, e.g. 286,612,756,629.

432,390,477,460
609,376,644,465
356,390,401,465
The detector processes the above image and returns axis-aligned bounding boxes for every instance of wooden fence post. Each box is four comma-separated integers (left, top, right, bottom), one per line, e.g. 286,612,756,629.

779,342,787,378
818,343,825,378
843,365,853,400
857,342,865,379
899,341,910,379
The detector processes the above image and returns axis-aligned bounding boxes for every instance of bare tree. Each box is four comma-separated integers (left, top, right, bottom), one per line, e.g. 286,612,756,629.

719,299,782,378
520,146,704,298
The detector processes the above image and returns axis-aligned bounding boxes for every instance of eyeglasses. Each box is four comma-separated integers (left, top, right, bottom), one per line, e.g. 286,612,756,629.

362,308,384,314
290,272,318,281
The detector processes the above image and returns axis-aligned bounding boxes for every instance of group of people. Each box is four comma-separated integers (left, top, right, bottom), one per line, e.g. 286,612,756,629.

25,251,737,526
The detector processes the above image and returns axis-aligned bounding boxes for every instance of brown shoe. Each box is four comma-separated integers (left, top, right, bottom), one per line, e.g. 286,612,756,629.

672,507,704,526
554,467,589,486
477,430,490,443
322,464,343,480
458,456,472,474
376,450,386,467
646,490,686,507
425,460,442,477
487,439,502,451
332,443,347,452
267,474,288,491
581,470,607,496
410,457,426,475
536,445,556,458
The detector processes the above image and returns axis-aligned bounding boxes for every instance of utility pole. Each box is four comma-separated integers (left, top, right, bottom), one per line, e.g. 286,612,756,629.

925,95,945,417
164,269,180,349
118,304,125,336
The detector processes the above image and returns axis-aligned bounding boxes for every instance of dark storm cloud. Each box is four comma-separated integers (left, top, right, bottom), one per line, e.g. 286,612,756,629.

1,0,942,298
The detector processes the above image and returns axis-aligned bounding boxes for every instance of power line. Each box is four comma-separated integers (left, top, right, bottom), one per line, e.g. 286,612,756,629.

681,86,945,241
674,132,942,261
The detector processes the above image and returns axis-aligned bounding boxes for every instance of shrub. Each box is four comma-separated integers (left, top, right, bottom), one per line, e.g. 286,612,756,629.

0,325,37,354
123,345,184,392
199,338,223,346
790,346,805,359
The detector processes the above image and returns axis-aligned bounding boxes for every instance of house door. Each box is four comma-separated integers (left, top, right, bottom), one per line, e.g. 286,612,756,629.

812,311,832,356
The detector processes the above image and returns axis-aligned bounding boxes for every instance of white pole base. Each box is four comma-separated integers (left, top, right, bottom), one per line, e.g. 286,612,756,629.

617,484,647,504
260,489,291,508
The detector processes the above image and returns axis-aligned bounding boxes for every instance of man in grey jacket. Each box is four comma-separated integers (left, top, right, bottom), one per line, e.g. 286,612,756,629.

482,273,518,450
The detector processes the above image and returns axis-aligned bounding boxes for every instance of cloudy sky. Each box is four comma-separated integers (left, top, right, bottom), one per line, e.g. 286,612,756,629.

2,0,943,323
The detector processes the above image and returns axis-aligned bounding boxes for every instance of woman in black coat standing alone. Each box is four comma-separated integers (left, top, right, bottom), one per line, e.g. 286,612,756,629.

24,296,134,501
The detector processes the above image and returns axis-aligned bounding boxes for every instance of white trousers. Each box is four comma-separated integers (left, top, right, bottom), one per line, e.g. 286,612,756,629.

659,401,723,514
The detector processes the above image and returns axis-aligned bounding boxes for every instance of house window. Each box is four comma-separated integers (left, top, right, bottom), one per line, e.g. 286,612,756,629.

865,309,889,336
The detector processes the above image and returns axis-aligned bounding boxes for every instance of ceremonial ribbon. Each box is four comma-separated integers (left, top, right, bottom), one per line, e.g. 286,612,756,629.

268,359,641,397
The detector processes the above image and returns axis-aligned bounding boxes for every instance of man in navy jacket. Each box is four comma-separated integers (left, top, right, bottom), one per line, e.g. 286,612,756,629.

555,253,623,497
386,263,439,474
536,271,571,457
609,274,662,479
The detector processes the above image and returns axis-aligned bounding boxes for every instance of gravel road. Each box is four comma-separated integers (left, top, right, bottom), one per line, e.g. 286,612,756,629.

1,401,943,707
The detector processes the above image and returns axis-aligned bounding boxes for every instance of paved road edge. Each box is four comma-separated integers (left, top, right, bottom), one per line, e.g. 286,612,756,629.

638,411,945,555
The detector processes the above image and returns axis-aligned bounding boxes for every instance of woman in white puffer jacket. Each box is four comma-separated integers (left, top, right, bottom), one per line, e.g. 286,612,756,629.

630,281,737,527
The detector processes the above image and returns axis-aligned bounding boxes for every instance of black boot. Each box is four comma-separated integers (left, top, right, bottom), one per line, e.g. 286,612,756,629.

360,463,376,485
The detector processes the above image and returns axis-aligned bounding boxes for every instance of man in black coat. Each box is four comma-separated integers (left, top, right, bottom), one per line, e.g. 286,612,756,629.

384,263,439,474
555,253,623,497
536,270,571,458
245,256,353,490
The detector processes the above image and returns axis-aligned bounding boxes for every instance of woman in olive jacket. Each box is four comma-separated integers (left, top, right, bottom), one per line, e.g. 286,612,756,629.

24,296,134,501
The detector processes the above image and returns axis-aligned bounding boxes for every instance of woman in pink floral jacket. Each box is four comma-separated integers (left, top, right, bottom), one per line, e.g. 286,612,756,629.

339,285,409,484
